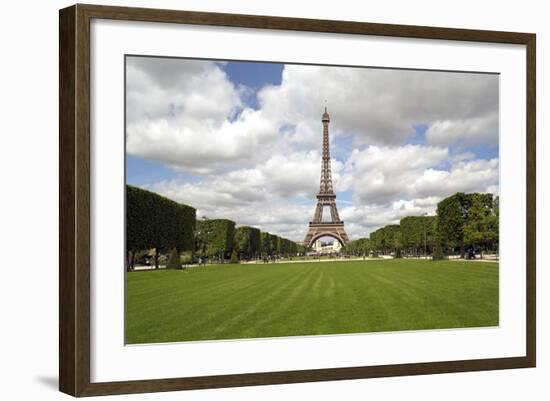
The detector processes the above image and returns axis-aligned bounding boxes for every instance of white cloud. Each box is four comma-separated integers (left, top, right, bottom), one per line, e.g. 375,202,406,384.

147,150,498,241
150,176,315,240
257,65,498,147
126,58,499,174
425,114,498,147
345,145,448,204
126,57,282,174
414,158,499,199
340,196,441,238
147,150,319,211
126,57,500,241
126,58,239,128
341,145,498,207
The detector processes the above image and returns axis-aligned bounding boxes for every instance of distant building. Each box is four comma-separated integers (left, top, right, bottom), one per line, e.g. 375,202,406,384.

313,239,342,254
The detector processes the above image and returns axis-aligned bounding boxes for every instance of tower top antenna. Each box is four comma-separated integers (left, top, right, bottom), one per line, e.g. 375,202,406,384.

322,104,330,122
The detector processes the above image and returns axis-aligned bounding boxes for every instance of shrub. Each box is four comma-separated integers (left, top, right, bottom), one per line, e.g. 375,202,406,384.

126,185,196,267
166,248,182,269
432,240,444,261
195,219,236,262
234,226,261,260
230,249,238,264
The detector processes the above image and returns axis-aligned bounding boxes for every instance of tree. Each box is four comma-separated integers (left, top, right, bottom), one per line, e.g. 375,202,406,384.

491,196,500,254
273,235,281,256
393,229,403,258
343,238,372,257
278,237,298,258
230,249,238,264
195,219,235,262
368,225,401,257
463,193,495,258
436,192,472,257
258,232,297,259
261,232,277,257
234,226,261,260
436,192,499,258
166,248,181,269
432,237,444,260
400,215,437,257
369,228,385,255
383,225,401,257
296,243,309,256
126,185,196,270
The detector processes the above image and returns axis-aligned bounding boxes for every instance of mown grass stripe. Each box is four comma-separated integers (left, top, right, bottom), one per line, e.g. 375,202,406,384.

125,260,499,344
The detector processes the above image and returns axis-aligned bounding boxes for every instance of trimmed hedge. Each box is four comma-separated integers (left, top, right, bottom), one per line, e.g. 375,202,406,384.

259,232,299,258
278,237,297,256
368,224,402,256
195,219,235,261
436,192,470,253
358,192,497,260
234,226,261,260
343,238,371,256
261,232,278,256
126,185,196,262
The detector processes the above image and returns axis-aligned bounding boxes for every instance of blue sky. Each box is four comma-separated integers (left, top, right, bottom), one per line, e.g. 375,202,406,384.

125,57,499,240
223,61,283,109
127,60,285,187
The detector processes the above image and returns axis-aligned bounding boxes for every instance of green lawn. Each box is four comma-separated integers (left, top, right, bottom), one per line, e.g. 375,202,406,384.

125,259,498,344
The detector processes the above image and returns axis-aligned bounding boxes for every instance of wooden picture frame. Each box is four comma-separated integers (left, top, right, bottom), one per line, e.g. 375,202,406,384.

59,3,536,397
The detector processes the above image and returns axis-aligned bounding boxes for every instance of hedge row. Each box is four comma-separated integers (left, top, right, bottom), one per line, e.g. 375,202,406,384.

126,186,314,266
194,223,302,261
234,226,261,260
400,215,437,255
343,192,499,258
126,185,195,268
195,219,235,261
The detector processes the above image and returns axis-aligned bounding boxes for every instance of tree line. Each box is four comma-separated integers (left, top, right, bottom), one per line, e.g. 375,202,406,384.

127,185,195,270
343,192,499,259
126,185,305,270
193,219,308,263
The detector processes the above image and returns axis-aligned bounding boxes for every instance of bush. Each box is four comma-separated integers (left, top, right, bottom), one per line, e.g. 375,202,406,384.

166,248,182,269
395,248,402,259
180,251,193,265
432,240,444,261
195,219,236,261
234,226,261,260
126,185,196,262
230,249,238,264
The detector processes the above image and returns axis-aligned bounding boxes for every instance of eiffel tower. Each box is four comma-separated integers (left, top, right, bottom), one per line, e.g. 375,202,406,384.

303,108,349,247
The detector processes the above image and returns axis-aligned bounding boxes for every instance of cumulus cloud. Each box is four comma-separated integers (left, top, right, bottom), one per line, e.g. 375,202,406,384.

257,66,498,147
147,153,498,240
149,177,315,240
335,195,443,239
126,57,281,174
126,58,499,173
345,145,448,204
126,57,499,240
415,158,499,197
425,114,498,147
336,144,498,207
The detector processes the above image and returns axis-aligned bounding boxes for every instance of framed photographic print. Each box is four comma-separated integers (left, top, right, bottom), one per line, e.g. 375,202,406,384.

59,4,536,397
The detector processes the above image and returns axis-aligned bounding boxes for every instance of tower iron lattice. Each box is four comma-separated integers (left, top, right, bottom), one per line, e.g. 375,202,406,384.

303,108,349,247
